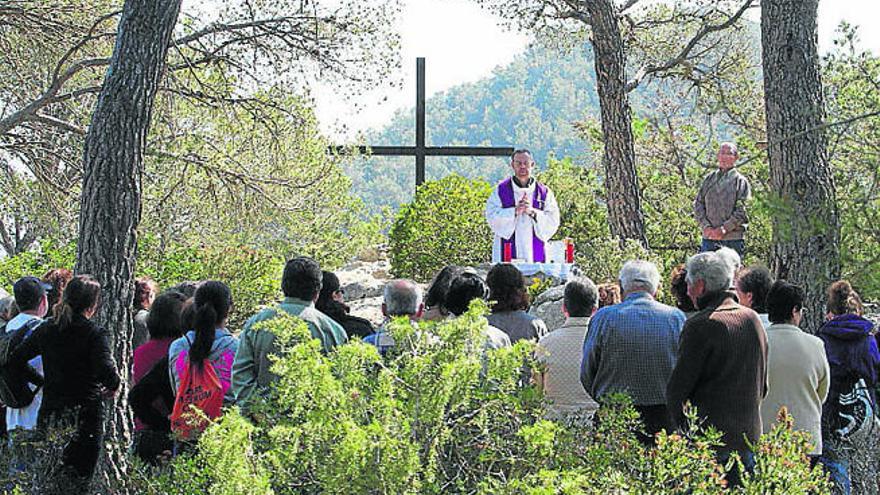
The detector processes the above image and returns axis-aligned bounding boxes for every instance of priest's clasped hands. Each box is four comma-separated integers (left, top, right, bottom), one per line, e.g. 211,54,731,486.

515,193,536,219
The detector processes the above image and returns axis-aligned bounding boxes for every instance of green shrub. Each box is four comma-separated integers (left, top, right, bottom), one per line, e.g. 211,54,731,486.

0,233,355,331
138,234,283,329
0,241,75,291
389,174,493,281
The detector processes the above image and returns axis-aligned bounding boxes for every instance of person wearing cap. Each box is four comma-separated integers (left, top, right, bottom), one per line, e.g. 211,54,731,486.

694,142,751,257
6,276,51,467
581,260,685,446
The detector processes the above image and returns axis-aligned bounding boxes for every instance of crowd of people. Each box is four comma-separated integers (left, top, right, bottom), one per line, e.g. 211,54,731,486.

2,248,877,492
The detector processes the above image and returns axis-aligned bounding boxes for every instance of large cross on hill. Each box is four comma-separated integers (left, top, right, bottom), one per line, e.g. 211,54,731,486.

330,58,515,188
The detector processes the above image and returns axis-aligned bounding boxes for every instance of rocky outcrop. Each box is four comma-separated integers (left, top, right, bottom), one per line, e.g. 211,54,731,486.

528,284,566,331
336,259,394,326
336,260,390,300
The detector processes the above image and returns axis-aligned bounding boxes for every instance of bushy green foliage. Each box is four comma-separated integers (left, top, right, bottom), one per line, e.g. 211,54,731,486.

137,235,283,329
136,411,273,495
117,306,831,495
0,241,75,292
0,228,380,330
823,27,880,300
389,174,493,281
0,236,279,329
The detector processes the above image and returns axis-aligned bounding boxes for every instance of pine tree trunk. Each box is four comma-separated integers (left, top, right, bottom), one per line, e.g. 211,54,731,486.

75,0,182,490
761,0,839,333
586,0,648,247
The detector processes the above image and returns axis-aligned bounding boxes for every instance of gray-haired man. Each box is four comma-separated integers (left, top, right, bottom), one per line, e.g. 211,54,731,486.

694,142,751,256
364,279,424,354
581,260,685,445
667,251,767,485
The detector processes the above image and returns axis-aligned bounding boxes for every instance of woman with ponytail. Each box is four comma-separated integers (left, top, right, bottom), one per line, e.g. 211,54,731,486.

816,280,880,494
167,281,239,408
11,275,120,486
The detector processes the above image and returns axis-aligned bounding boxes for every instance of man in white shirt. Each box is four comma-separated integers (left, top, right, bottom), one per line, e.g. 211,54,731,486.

7,276,50,468
535,276,600,420
485,149,560,262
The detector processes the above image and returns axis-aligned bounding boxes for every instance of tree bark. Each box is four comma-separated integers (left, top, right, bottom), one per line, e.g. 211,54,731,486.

75,0,182,490
586,0,649,247
761,0,839,333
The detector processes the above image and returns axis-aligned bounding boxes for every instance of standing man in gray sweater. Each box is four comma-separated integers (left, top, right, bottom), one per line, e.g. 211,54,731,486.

694,142,751,257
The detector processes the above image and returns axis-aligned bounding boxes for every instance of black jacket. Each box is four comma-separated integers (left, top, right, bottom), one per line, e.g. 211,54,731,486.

320,301,374,339
12,314,120,412
129,356,173,432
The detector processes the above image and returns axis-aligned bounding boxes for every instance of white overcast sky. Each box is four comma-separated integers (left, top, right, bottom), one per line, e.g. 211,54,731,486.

315,0,880,140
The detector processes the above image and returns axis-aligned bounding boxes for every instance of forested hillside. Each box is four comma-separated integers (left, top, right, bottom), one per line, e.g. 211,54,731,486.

344,43,609,211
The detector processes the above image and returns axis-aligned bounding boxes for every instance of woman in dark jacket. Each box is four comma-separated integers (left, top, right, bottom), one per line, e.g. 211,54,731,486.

12,275,120,487
315,271,374,339
422,265,465,322
816,280,880,495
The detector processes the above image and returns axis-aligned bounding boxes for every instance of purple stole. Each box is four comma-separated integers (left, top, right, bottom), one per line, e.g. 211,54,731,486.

497,177,548,262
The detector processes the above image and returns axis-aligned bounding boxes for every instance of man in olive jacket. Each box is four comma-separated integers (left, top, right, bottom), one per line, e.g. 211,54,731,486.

232,257,348,412
667,251,767,484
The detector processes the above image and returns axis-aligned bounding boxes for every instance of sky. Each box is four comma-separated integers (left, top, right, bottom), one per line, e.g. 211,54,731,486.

314,0,880,140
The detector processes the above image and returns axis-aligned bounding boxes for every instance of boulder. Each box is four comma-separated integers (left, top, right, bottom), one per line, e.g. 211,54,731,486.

347,295,385,327
335,258,394,327
336,260,390,300
529,284,566,331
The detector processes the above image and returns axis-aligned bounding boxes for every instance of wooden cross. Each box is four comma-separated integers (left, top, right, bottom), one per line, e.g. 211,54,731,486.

330,57,515,188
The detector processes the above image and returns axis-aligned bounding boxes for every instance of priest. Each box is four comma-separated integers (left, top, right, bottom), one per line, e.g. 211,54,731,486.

485,149,560,263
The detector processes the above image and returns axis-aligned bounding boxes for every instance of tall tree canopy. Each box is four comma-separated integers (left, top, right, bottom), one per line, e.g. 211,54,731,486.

0,0,400,255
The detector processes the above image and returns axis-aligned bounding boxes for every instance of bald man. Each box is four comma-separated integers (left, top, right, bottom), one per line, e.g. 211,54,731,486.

694,142,751,257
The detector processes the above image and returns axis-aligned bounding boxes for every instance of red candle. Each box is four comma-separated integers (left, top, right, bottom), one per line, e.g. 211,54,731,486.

565,239,574,263
503,243,512,262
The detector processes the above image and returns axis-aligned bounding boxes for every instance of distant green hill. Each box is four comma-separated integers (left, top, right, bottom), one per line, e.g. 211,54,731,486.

344,42,609,212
